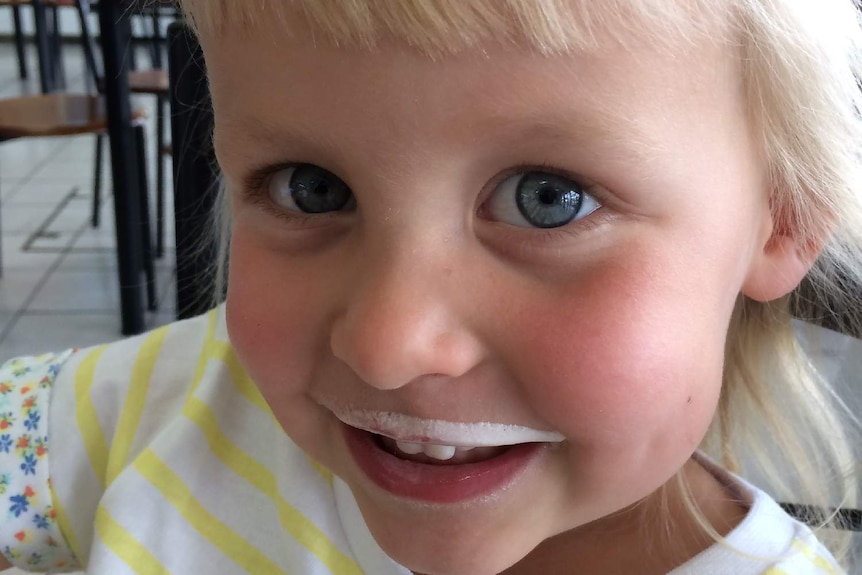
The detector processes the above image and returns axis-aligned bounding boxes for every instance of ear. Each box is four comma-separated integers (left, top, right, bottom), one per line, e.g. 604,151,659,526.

741,233,820,302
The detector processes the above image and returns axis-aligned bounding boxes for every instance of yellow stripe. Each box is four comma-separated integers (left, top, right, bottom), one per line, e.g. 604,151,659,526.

763,569,790,575
95,505,170,575
50,480,82,561
791,540,838,574
75,346,110,488
184,397,363,575
309,459,334,484
207,334,333,485
134,450,285,574
106,327,170,486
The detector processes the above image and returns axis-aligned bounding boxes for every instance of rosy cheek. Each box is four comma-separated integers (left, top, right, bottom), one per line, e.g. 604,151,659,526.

506,258,726,453
225,234,323,397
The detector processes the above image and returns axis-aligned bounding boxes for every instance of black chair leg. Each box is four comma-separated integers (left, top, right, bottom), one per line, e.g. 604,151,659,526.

128,18,139,71
155,95,166,258
50,5,66,90
12,6,28,80
133,124,158,311
151,12,164,68
92,134,103,227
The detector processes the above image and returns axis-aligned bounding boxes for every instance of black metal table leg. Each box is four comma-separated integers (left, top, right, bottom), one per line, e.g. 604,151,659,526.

100,1,146,335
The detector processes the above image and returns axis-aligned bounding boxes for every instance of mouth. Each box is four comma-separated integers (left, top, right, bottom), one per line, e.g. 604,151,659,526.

342,424,549,504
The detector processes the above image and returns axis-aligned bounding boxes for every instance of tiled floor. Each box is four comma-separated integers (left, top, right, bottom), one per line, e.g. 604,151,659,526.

0,44,175,365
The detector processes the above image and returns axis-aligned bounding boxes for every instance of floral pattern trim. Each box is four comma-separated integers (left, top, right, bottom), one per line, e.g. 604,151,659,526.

0,351,78,571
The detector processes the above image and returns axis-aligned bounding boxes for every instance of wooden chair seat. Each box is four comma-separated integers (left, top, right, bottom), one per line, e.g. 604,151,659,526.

129,69,169,97
0,94,146,141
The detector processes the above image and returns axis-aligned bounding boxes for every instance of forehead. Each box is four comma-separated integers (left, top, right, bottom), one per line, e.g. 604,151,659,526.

203,12,747,211
183,0,734,56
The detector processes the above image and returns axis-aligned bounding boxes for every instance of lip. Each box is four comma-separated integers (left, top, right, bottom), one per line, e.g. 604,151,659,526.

342,422,546,504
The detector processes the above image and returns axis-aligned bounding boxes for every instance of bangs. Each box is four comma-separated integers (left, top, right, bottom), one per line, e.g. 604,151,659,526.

177,0,732,55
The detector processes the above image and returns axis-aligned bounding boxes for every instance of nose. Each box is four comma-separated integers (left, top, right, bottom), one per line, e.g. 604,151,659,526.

329,247,486,390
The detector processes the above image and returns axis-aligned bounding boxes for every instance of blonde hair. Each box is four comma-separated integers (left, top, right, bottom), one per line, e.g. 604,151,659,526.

179,0,862,568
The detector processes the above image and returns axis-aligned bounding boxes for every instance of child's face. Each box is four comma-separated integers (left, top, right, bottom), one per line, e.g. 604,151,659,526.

208,18,775,574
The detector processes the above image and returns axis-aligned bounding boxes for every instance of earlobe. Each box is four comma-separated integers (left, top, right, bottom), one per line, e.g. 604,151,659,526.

741,234,818,302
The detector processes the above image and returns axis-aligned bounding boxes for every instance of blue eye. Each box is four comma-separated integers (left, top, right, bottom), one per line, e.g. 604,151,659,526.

268,164,353,213
485,171,600,229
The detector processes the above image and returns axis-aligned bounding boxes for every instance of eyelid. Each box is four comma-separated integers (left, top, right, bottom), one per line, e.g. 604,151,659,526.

240,161,296,202
479,163,607,206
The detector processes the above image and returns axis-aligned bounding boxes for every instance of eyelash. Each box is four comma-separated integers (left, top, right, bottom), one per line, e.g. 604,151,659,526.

239,161,610,235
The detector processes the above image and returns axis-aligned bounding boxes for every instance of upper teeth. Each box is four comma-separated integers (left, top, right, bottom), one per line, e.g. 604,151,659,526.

395,440,477,461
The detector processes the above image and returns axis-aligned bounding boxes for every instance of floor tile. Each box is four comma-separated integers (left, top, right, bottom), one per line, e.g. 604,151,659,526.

1,200,89,235
0,312,122,363
23,228,78,252
56,249,118,271
0,138,64,167
28,160,103,183
71,226,118,251
0,180,25,200
0,152,54,180
50,136,101,163
28,268,119,312
0,310,15,338
0,246,61,273
5,181,88,205
0,269,46,313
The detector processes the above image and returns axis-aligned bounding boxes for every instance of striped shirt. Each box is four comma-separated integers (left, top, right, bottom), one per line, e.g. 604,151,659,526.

0,307,848,574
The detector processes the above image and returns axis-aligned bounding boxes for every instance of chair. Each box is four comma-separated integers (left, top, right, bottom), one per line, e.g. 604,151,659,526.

91,3,174,259
129,69,170,259
0,0,29,81
0,5,159,312
93,71,171,259
0,97,156,311
0,0,85,90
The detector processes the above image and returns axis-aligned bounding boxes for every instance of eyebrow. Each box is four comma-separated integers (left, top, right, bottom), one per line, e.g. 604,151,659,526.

215,115,340,164
486,109,664,164
218,105,664,171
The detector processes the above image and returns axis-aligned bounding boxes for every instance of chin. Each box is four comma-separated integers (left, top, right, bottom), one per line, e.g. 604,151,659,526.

365,514,537,575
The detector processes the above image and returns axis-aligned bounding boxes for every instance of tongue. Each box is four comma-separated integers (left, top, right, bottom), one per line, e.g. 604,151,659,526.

377,436,509,465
